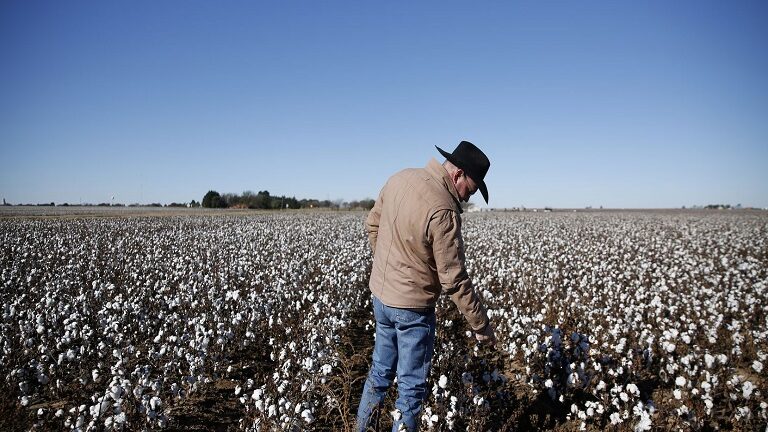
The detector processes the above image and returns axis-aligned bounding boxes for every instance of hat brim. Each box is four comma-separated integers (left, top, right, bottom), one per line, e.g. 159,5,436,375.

436,146,489,204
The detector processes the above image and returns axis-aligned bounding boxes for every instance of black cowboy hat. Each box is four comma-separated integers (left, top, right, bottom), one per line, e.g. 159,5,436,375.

436,141,490,203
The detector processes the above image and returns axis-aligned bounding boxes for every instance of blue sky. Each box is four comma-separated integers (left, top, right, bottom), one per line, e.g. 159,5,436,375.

1,1,766,208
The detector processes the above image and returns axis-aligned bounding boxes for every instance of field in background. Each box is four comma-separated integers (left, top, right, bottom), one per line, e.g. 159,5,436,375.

1,209,766,431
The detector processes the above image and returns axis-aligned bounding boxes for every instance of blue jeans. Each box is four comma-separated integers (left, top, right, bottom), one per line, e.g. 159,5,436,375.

356,295,436,432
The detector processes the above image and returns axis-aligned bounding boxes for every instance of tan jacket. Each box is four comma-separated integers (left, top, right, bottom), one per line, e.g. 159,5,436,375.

366,158,489,332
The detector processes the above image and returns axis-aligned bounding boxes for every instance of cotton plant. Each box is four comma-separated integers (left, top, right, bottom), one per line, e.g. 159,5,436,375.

2,211,767,430
527,325,595,414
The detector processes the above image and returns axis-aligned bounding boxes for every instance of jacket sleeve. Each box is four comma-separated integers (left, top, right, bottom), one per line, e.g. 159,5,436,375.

366,189,383,254
428,209,489,332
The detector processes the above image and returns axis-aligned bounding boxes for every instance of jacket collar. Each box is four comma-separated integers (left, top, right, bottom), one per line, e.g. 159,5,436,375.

426,158,463,213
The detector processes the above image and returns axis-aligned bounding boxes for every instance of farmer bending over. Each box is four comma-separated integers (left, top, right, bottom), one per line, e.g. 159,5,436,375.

356,141,497,432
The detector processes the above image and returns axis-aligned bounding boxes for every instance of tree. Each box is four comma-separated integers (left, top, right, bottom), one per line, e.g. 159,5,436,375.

253,190,271,209
202,190,225,208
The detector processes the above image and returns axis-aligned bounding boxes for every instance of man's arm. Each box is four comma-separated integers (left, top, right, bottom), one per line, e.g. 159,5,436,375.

365,189,383,254
428,210,495,345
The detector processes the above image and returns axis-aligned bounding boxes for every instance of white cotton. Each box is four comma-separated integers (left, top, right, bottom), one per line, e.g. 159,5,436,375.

301,409,314,423
438,375,448,389
735,406,750,420
752,360,763,374
675,376,686,387
634,411,652,432
742,381,755,399
113,413,126,424
704,398,713,410
150,396,162,411
610,412,623,424
704,354,715,368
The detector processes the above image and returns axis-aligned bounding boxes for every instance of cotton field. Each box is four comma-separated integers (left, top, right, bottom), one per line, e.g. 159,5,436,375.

1,209,766,431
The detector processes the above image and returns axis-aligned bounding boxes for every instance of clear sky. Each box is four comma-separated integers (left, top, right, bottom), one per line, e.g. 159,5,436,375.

1,1,766,208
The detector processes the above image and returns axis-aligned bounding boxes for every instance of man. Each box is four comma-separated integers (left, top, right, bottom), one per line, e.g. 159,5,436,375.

356,141,497,432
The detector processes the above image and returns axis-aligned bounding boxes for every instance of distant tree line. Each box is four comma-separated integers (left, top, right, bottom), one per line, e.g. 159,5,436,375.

0,194,374,209
703,204,739,210
202,190,374,210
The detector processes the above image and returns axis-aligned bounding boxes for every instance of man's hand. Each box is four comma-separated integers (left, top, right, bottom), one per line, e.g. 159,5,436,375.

474,323,497,347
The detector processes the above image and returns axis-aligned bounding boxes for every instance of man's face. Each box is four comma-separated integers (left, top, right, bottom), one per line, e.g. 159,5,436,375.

457,172,478,203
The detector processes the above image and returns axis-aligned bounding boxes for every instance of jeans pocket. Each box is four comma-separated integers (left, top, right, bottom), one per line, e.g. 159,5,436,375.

394,307,434,324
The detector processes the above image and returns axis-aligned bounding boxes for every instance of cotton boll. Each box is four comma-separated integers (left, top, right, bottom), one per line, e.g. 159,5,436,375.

113,412,125,425
610,412,622,424
252,389,263,401
110,384,122,401
301,409,314,423
634,411,652,431
735,406,750,420
90,400,110,418
742,381,755,399
704,354,715,369
703,397,714,413
438,375,448,389
150,396,162,411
